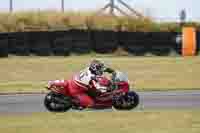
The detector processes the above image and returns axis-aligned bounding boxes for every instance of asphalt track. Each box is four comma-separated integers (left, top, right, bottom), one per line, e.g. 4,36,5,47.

0,90,200,113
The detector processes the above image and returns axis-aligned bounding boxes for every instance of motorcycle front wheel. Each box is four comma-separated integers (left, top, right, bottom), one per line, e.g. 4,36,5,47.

44,92,72,112
112,91,139,110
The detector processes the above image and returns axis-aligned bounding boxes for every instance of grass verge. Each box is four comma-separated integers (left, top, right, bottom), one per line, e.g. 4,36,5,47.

0,55,200,93
0,110,199,133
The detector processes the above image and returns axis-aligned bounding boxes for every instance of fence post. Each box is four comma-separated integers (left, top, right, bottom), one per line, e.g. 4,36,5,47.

9,0,13,12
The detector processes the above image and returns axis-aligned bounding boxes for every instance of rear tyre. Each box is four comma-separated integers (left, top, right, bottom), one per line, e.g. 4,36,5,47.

44,92,72,112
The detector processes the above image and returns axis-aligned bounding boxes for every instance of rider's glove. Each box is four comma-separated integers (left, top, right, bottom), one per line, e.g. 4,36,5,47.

91,76,98,82
104,67,115,73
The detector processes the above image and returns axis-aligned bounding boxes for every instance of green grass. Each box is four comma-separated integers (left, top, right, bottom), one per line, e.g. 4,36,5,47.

0,110,199,133
0,55,200,93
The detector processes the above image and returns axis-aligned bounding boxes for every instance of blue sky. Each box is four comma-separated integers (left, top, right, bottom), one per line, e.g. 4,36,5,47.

0,0,199,21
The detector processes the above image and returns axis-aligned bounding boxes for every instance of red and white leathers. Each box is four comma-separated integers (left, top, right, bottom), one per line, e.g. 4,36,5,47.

71,67,97,107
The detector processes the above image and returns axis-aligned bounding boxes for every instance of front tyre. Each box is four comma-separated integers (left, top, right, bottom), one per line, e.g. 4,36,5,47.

112,91,139,110
44,92,72,112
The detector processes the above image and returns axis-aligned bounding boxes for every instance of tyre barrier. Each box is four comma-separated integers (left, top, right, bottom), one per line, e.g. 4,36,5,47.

7,32,29,56
197,31,200,54
119,32,148,41
92,30,117,41
72,41,91,54
0,39,8,57
0,29,199,56
8,39,29,56
70,30,91,54
53,37,72,56
30,40,52,56
149,42,173,56
92,30,118,53
27,32,52,56
121,41,147,56
93,41,118,53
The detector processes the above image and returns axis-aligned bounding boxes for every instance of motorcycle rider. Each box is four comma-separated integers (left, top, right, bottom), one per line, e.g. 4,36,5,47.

71,59,116,109
48,59,116,109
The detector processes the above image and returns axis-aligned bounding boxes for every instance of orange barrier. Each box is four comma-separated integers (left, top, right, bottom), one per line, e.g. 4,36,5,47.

182,27,197,56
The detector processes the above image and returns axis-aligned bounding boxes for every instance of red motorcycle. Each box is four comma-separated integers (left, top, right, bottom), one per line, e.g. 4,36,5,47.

44,71,139,112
